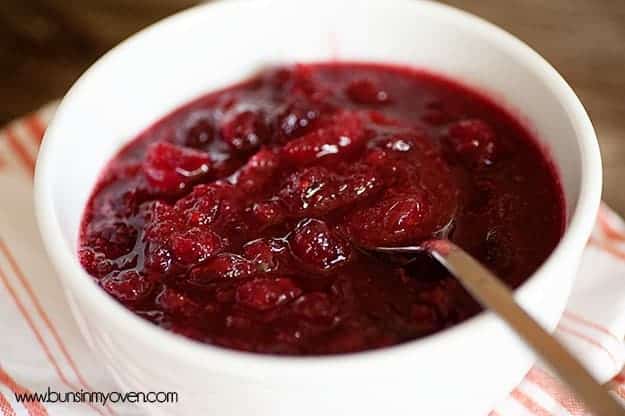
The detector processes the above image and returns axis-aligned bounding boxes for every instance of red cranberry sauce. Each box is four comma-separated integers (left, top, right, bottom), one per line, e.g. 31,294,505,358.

79,63,565,355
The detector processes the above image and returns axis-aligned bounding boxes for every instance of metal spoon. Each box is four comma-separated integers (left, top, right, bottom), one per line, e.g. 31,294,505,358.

373,239,624,415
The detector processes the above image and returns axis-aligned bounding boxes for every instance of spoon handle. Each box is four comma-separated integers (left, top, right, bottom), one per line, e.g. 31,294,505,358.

427,240,624,416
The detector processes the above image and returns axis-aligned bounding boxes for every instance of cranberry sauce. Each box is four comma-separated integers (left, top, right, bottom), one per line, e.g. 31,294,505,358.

79,63,565,355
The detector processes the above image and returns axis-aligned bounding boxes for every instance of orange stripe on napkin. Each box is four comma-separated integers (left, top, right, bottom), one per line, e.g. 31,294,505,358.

563,311,621,343
4,128,34,176
0,265,69,384
588,236,625,262
613,372,625,385
2,115,116,416
0,393,16,416
0,241,94,390
614,384,625,400
526,367,587,415
0,261,108,416
0,366,47,416
510,388,553,416
24,115,46,144
557,323,620,372
0,239,115,414
598,205,625,242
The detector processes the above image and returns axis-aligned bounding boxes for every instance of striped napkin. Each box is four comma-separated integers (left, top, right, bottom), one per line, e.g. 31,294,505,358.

1,104,625,416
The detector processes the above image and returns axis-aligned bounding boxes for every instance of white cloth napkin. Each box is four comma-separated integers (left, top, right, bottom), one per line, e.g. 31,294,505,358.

1,104,624,415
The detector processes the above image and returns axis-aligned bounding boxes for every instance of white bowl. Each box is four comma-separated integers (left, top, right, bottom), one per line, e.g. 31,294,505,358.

34,0,601,414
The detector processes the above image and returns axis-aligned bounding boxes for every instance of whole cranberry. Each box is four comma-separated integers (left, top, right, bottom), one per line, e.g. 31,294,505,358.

144,244,173,276
187,253,255,286
383,197,427,236
85,220,137,258
101,270,153,303
170,227,223,265
141,200,177,229
248,199,286,229
155,287,201,318
345,79,390,105
281,111,365,165
243,238,290,273
347,193,432,246
233,149,281,194
274,103,319,139
177,112,215,148
78,247,115,278
235,277,302,311
445,119,498,168
143,142,212,192
219,109,268,151
289,219,352,272
279,167,382,217
175,182,235,228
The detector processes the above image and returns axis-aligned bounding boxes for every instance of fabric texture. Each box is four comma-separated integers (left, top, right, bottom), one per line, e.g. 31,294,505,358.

1,104,624,415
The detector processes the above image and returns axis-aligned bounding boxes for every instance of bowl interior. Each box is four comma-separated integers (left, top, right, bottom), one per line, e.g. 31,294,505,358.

42,0,583,298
